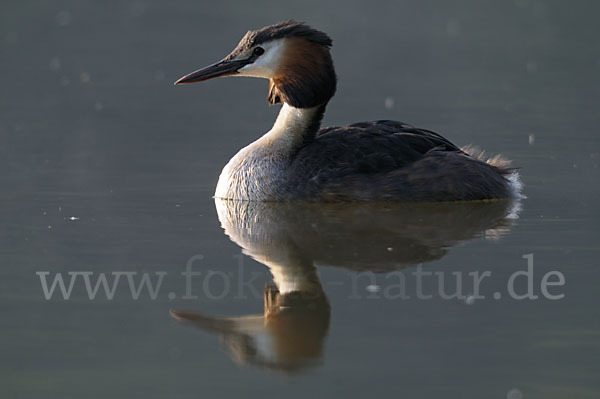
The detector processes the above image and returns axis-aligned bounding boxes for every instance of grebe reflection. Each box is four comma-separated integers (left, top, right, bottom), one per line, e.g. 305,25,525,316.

171,199,520,372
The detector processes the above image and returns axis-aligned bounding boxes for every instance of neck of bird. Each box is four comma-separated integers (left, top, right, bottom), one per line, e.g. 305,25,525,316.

260,102,326,152
215,101,327,200
251,253,324,295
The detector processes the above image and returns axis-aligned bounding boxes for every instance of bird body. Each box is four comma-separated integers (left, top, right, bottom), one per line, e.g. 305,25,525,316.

176,21,521,202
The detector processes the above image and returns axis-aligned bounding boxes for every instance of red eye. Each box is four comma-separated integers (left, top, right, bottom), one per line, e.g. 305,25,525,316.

253,47,265,56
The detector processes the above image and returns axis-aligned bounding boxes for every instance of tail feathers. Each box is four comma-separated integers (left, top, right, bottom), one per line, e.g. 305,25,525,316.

461,145,524,199
461,145,512,170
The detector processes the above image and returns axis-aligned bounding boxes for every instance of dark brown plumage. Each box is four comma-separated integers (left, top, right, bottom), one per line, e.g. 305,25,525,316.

284,120,515,201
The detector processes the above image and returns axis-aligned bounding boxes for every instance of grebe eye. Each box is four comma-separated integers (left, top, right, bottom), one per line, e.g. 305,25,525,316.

253,47,265,56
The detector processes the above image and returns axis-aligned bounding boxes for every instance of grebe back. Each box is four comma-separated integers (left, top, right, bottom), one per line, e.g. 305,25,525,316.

175,20,521,202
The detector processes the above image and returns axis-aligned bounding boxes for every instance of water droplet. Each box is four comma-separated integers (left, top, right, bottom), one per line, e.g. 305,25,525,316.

528,134,535,145
366,284,380,293
56,11,71,27
384,96,394,109
129,1,146,17
446,19,461,35
465,295,475,305
49,57,61,71
507,388,523,399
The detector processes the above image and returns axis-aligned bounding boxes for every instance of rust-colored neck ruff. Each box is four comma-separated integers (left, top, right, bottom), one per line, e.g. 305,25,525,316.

268,38,337,109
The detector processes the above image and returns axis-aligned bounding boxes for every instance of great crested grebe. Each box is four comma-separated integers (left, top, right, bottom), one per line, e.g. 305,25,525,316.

175,20,521,202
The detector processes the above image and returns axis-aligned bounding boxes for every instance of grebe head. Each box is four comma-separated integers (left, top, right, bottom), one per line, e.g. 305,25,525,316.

175,20,337,108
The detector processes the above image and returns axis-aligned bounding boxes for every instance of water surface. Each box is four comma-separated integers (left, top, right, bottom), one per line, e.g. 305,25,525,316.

1,1,599,397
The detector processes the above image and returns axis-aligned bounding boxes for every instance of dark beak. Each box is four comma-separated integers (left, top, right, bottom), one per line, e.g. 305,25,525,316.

174,58,251,85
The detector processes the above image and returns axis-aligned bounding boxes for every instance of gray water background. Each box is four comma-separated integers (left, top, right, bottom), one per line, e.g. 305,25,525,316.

1,0,599,397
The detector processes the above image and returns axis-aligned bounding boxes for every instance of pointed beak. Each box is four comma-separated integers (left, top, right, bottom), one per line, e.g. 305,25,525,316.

174,58,251,85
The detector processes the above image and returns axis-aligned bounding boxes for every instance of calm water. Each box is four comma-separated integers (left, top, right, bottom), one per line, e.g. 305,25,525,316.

2,0,599,397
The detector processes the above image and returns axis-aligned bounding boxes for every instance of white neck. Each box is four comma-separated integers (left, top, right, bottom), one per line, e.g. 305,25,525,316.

267,261,322,294
261,103,322,149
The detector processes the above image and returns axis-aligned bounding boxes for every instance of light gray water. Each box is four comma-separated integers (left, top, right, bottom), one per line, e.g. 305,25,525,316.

1,0,599,397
